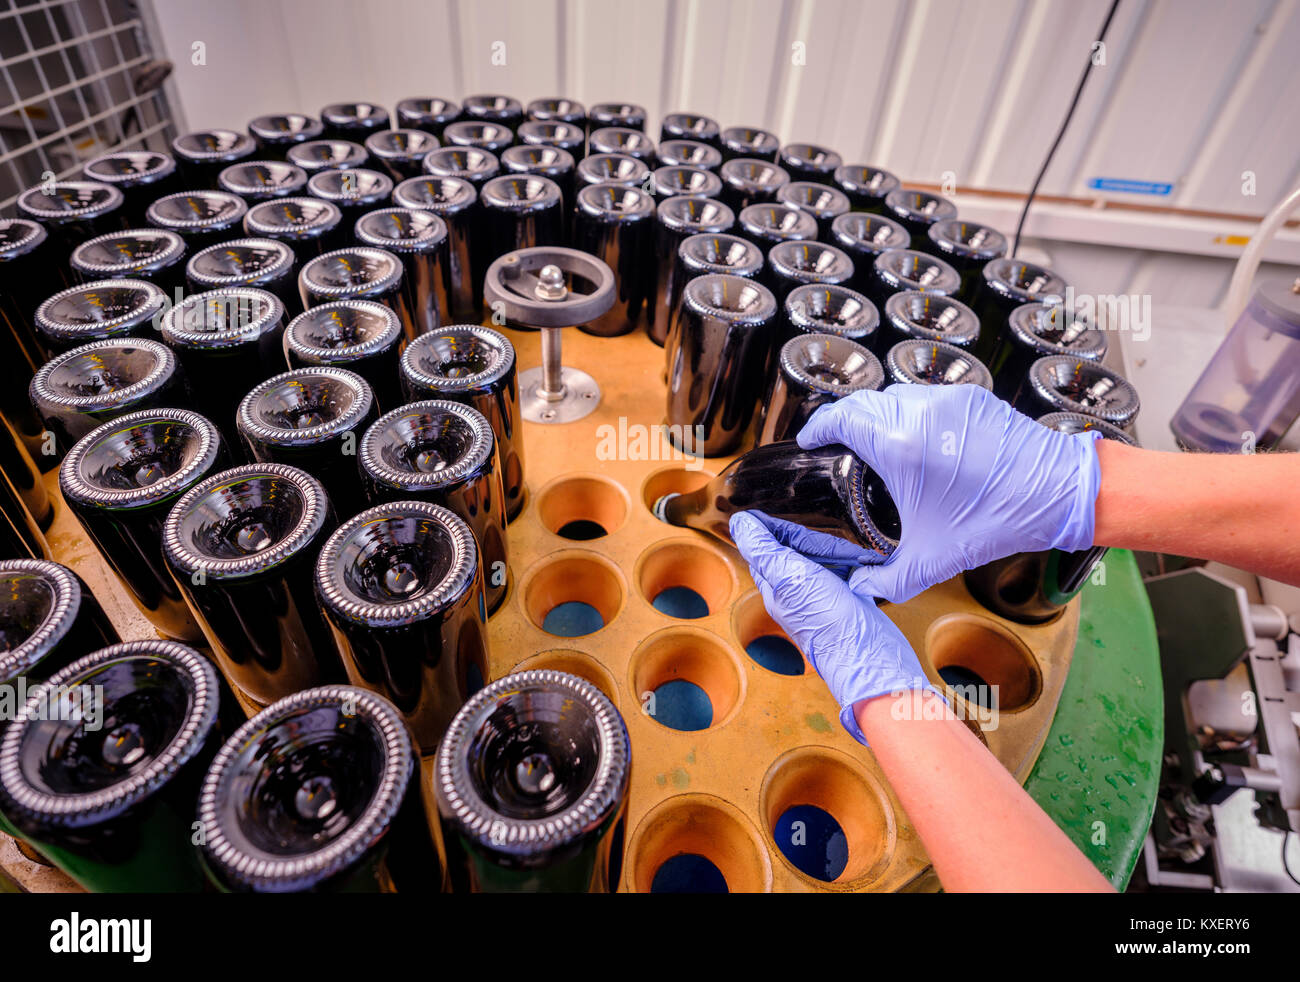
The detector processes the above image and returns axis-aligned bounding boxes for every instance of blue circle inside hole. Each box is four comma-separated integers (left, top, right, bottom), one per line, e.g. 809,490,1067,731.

542,601,605,637
745,634,804,675
651,853,728,893
938,664,994,708
652,585,709,619
649,678,712,731
773,804,849,881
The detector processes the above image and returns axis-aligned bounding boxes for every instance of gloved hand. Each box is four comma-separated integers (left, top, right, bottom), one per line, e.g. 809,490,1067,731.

729,510,944,744
798,383,1102,603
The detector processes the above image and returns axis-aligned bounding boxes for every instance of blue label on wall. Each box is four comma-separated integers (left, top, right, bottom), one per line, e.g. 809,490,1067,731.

1088,177,1174,195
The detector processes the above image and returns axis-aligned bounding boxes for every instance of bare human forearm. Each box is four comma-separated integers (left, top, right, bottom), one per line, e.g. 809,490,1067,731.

1093,441,1300,586
854,693,1113,892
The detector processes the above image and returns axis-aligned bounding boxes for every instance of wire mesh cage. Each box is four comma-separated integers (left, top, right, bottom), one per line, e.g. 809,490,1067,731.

0,0,178,213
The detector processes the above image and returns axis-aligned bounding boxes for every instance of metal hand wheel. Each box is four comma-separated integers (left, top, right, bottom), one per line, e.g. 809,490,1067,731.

483,247,616,424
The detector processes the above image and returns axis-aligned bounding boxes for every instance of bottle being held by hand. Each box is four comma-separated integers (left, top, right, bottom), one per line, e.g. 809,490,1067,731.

652,440,899,559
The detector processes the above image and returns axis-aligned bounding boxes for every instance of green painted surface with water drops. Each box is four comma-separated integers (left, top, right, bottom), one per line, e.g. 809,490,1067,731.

1025,549,1162,889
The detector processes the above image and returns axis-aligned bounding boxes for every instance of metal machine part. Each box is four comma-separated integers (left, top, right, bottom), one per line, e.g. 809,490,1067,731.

1143,566,1300,889
482,247,616,423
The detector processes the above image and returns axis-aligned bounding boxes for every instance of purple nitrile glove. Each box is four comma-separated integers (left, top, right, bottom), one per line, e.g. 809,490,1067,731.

797,383,1102,604
729,510,942,745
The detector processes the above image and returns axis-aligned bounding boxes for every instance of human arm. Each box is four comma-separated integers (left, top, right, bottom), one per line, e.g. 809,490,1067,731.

1093,439,1300,586
854,693,1111,892
730,510,1113,892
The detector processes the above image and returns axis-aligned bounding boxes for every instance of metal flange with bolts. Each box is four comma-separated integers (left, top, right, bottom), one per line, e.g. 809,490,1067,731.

484,246,616,424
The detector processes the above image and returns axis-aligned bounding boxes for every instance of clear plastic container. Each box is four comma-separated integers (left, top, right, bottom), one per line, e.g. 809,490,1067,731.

1171,279,1300,452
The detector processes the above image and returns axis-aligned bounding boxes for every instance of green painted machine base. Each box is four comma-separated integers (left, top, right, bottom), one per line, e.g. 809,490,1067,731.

1026,549,1163,889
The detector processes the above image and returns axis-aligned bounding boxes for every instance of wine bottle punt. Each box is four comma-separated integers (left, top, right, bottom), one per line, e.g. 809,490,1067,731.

720,126,780,163
354,207,451,338
60,408,225,642
587,102,647,135
589,126,657,163
358,400,509,614
30,337,184,455
364,129,441,183
284,301,405,413
661,232,762,354
657,139,724,171
217,159,310,203
236,367,377,519
778,143,842,185
665,273,777,457
198,684,439,893
186,237,300,317
395,98,460,142
298,247,416,345
660,112,720,149
516,121,586,162
924,219,1007,301
501,145,578,228
399,326,524,523
775,181,851,240
81,150,179,226
161,462,344,706
765,240,855,310
285,139,369,174
758,334,884,446
1020,356,1140,430
159,287,287,447
314,500,489,751
172,129,256,188
319,101,391,142
972,257,1068,364
573,183,656,337
649,166,723,204
34,279,168,355
883,188,958,245
737,202,818,251
830,212,911,295
885,339,993,390
780,283,881,353
305,167,394,219
575,153,650,194
868,248,961,309
0,640,224,892
462,94,524,130
242,196,345,264
444,121,514,155
392,175,478,324
247,113,324,159
527,98,586,126
719,158,790,214
650,198,738,347
0,559,118,685
879,291,981,356
833,165,900,213
993,301,1108,404
146,190,249,251
16,181,127,269
434,669,631,893
69,229,188,296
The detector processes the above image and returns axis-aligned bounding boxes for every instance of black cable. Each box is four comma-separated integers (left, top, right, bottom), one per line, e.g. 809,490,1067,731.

1284,830,1300,888
1011,0,1123,256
